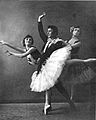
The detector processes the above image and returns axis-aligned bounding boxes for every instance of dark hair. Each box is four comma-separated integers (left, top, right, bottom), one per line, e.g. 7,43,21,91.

48,25,58,36
22,35,34,47
70,26,80,33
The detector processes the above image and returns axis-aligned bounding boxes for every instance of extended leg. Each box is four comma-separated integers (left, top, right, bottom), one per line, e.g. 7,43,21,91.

67,58,96,65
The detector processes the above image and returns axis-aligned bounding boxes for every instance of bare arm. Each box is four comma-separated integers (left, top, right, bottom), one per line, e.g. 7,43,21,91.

6,47,36,58
71,41,81,48
0,40,25,53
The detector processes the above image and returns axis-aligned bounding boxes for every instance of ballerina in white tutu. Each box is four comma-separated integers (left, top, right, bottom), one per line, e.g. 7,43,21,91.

30,12,96,115
1,12,96,115
0,35,41,65
1,13,96,115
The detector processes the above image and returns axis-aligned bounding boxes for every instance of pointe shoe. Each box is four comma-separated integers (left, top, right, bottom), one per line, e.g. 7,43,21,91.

42,105,52,112
42,106,52,115
43,105,52,115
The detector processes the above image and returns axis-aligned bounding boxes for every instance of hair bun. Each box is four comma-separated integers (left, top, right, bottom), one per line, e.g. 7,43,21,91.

70,26,74,32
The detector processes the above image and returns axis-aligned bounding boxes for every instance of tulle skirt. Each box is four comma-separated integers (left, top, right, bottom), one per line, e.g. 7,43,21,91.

30,45,72,92
63,62,96,85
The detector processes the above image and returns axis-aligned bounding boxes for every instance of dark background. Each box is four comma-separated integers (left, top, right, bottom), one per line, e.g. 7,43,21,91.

0,0,96,103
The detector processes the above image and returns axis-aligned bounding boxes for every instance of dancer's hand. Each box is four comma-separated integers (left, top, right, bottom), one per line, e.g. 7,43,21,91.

64,40,68,43
0,40,7,45
5,50,13,56
38,12,46,22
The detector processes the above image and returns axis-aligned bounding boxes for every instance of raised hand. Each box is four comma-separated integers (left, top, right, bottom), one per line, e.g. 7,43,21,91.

5,50,13,56
0,40,6,45
38,12,46,22
42,12,46,17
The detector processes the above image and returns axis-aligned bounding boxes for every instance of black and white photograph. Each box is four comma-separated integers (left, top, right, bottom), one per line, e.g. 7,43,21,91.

0,0,95,120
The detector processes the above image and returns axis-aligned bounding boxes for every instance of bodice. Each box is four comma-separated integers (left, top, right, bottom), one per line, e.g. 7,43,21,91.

68,37,80,58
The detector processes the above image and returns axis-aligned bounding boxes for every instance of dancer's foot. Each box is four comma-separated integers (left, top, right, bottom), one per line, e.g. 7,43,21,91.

42,104,52,115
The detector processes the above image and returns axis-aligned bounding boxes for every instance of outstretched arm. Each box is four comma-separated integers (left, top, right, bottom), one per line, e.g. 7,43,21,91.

6,47,36,58
0,40,25,53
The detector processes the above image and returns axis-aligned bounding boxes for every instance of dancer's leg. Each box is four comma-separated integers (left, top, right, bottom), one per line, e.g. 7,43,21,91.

67,58,96,65
55,80,76,110
84,58,96,62
43,89,52,115
70,85,74,100
45,89,52,106
67,59,84,65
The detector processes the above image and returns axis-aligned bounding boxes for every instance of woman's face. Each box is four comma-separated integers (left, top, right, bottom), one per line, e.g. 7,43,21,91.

73,28,80,36
25,37,33,46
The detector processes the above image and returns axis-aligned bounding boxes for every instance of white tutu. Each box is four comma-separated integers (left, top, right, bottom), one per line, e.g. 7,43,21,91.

30,45,72,92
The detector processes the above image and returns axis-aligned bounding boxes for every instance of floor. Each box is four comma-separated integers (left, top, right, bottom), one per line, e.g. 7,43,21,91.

0,103,95,120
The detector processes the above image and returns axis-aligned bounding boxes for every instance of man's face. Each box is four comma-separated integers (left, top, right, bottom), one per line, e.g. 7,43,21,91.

47,28,53,38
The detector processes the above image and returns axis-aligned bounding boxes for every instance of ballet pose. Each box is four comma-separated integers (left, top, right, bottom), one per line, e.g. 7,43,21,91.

30,12,96,115
1,14,96,115
64,26,96,100
0,35,41,65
